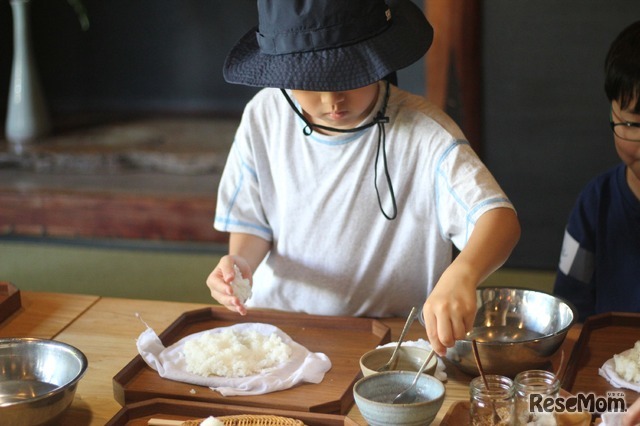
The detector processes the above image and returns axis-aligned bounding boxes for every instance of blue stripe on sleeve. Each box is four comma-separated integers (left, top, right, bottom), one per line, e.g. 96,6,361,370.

434,139,512,244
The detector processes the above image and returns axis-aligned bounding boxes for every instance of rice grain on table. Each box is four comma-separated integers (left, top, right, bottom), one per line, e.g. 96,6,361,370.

183,329,292,378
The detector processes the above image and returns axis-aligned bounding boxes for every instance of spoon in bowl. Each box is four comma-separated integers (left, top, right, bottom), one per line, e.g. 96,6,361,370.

377,306,419,372
392,348,436,404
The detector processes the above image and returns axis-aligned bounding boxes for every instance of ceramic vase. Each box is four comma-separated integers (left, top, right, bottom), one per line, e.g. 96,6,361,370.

5,0,52,148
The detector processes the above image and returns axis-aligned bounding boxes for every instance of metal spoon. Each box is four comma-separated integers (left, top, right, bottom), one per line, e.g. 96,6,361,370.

472,339,501,425
392,348,436,404
377,306,419,372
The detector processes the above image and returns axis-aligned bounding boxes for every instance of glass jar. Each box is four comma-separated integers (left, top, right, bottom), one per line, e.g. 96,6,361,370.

469,375,515,426
514,369,561,426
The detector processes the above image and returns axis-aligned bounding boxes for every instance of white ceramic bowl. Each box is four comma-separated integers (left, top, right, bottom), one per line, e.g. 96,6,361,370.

353,371,445,426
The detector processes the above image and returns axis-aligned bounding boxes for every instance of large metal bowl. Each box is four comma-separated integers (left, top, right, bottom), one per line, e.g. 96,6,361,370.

445,287,575,378
0,338,88,426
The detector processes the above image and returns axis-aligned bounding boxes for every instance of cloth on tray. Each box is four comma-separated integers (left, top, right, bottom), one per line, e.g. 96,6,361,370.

600,411,625,426
137,321,331,396
378,338,447,382
599,349,640,393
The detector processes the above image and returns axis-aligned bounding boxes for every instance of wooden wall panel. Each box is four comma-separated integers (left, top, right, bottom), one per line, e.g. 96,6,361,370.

425,0,482,153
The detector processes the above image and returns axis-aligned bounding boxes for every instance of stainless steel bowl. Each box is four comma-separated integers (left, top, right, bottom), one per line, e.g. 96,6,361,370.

445,287,575,378
0,338,88,426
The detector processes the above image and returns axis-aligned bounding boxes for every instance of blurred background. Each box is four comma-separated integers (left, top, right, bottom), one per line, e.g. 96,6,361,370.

0,0,638,302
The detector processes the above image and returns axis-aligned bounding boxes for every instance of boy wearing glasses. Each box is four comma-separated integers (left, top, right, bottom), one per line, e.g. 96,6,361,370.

554,20,640,322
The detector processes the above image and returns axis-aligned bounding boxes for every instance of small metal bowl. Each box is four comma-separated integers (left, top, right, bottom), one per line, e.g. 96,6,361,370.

446,287,575,378
0,338,88,426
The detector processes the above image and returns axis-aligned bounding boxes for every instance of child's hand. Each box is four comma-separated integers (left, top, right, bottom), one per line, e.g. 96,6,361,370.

421,273,477,357
206,255,252,315
623,397,640,426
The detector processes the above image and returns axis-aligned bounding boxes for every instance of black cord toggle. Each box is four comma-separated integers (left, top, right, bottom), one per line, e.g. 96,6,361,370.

280,81,397,220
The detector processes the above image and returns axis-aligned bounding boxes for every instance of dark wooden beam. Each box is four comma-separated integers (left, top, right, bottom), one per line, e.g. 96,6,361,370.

425,0,482,154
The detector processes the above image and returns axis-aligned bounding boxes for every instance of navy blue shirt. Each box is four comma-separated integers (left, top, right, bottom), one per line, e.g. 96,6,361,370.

553,164,640,322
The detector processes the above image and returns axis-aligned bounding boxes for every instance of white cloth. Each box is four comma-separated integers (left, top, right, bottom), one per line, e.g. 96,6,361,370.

377,339,447,382
600,411,625,426
136,322,332,396
599,350,640,393
214,82,515,318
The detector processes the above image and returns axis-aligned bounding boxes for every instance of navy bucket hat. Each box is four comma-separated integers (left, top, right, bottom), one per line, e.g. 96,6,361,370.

223,0,434,91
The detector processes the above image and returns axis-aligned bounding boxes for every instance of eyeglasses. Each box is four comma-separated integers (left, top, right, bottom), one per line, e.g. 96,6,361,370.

610,106,640,142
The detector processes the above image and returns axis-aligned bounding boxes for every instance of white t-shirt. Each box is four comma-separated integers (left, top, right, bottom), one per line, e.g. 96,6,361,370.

214,82,514,317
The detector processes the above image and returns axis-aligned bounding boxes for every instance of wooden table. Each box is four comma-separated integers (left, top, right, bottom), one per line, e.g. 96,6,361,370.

0,291,99,339
1,292,581,425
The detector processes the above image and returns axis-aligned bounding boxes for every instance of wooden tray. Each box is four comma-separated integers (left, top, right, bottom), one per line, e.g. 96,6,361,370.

113,308,390,415
561,312,640,406
440,401,470,425
105,398,359,425
441,400,594,426
0,282,21,324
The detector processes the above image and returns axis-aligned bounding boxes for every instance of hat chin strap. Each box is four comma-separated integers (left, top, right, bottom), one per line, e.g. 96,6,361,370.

280,80,397,220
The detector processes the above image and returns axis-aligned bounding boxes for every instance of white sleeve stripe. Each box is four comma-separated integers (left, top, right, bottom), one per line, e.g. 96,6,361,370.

558,230,594,283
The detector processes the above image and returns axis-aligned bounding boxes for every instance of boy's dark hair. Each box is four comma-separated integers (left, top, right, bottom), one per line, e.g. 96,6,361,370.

605,20,640,113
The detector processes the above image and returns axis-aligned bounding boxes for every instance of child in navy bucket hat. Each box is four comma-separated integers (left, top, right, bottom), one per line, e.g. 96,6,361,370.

207,0,521,356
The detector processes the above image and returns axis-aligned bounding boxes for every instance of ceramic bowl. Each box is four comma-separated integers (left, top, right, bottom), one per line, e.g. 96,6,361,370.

0,338,88,426
446,287,575,378
360,346,437,377
353,371,445,426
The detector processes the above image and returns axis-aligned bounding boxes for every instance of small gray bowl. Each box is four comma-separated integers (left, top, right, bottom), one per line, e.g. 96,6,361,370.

360,346,438,377
353,371,445,426
446,287,575,378
0,337,88,426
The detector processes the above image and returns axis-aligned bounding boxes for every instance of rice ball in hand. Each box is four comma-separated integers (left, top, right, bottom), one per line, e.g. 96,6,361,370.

231,264,252,304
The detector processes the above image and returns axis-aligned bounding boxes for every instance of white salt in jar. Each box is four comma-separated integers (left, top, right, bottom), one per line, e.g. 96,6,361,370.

514,369,560,426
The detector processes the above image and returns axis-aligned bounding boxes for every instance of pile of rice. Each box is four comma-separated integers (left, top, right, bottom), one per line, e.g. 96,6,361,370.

183,328,292,378
613,340,640,383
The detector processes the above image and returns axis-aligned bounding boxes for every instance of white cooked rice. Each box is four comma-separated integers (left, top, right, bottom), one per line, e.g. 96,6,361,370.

200,416,224,426
613,340,640,383
231,264,252,303
183,328,292,378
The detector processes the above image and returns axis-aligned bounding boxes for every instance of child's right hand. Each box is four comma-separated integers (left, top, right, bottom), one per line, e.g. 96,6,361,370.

206,255,252,315
623,397,640,426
